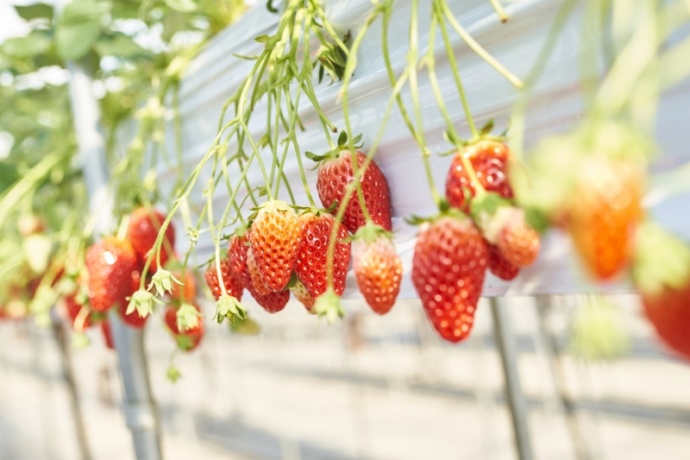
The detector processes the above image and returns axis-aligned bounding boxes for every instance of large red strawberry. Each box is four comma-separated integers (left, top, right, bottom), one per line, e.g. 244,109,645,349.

352,227,402,315
204,258,243,300
446,139,513,212
412,216,488,343
164,304,204,352
568,157,643,280
487,244,519,281
641,280,690,361
294,212,351,299
86,237,139,312
316,150,392,233
249,200,301,292
127,207,175,271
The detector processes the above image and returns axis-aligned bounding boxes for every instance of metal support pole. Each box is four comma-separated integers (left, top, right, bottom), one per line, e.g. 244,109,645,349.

489,297,533,460
66,61,163,460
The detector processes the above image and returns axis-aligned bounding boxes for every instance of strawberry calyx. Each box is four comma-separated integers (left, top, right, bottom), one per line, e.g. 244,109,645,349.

349,222,393,244
174,302,202,333
305,131,364,163
215,293,247,324
632,221,690,297
126,289,161,318
150,269,182,297
314,287,345,324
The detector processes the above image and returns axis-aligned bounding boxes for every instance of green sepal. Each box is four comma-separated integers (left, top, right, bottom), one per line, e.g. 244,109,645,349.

314,288,345,324
214,294,247,324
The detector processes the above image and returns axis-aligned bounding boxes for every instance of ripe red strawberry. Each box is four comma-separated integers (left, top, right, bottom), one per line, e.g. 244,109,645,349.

164,305,204,352
63,295,95,330
240,266,290,313
101,321,115,350
127,207,175,271
487,243,519,281
290,278,315,312
317,150,392,233
294,212,351,299
86,237,139,312
250,200,301,292
568,158,643,280
495,208,540,267
352,231,402,315
446,139,513,211
227,233,249,278
246,248,272,296
412,216,488,343
641,280,690,361
204,258,243,300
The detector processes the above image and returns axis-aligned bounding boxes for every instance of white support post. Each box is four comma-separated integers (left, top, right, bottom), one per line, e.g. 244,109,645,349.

66,61,163,460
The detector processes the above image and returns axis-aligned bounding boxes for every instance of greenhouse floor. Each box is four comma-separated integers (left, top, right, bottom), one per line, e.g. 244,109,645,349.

1,295,689,460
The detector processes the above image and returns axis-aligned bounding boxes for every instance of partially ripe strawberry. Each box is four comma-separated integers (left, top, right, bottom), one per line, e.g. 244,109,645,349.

352,230,402,315
250,200,301,292
241,266,290,313
86,237,139,312
446,140,513,212
317,150,392,233
294,212,351,299
290,278,315,312
568,157,643,280
169,269,197,303
246,248,272,296
204,259,243,300
164,305,204,352
487,244,519,281
227,233,249,278
495,208,540,267
412,216,488,343
127,207,175,271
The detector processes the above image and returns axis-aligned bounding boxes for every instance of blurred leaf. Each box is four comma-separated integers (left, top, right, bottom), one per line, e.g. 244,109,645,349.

161,11,189,42
94,33,148,58
165,0,196,13
56,0,111,61
0,163,19,194
2,31,52,59
14,3,54,21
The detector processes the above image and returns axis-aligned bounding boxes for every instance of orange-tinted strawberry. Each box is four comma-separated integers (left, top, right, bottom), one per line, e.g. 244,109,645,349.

204,258,243,300
169,269,197,303
85,237,139,312
240,266,290,313
164,304,204,352
352,231,402,315
495,208,540,267
487,243,519,281
249,200,301,292
446,140,513,212
568,157,643,280
290,278,315,312
246,248,272,296
127,207,175,271
294,212,351,299
412,216,488,343
317,150,392,233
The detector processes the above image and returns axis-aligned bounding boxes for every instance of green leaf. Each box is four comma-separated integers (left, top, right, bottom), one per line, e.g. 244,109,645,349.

56,0,111,61
14,3,54,21
94,33,147,58
2,32,52,59
165,0,197,13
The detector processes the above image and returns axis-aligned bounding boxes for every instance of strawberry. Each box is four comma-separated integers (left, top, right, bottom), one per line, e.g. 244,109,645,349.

352,227,402,315
487,243,519,281
101,321,115,350
495,208,540,267
63,295,95,330
246,248,272,296
118,302,147,328
446,139,513,212
316,150,392,233
249,200,301,292
641,280,690,361
227,232,250,278
294,212,351,299
290,278,315,312
164,304,204,352
412,216,488,343
127,207,175,272
204,258,243,300
568,157,643,280
85,237,139,312
169,269,197,303
241,266,290,313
